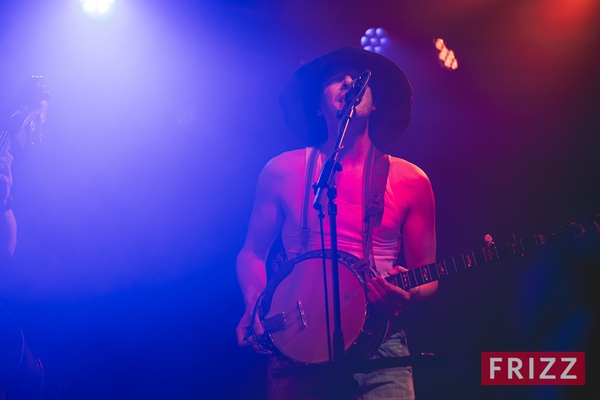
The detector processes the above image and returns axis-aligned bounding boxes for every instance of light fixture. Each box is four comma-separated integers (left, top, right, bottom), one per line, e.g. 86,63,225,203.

361,28,390,54
80,0,116,20
435,38,458,70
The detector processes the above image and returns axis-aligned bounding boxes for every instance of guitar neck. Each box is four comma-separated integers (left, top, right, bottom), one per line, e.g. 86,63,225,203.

388,233,547,291
0,75,49,155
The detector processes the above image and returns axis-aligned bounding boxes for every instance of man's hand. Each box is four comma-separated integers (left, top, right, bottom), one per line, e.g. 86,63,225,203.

366,265,412,314
236,311,270,354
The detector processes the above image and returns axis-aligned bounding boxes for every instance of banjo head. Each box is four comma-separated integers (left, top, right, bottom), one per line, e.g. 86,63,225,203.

260,250,386,365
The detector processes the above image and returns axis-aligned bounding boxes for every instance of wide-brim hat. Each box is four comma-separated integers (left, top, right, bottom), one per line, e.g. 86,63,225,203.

279,45,413,153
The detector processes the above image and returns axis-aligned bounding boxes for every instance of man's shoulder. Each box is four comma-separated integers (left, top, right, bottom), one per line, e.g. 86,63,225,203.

388,156,431,188
263,148,308,175
257,148,308,196
257,148,308,186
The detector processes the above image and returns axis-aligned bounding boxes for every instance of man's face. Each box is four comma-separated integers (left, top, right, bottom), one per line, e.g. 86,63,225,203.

318,68,375,120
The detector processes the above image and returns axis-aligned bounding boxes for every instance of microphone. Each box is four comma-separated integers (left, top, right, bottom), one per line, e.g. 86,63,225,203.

344,69,372,104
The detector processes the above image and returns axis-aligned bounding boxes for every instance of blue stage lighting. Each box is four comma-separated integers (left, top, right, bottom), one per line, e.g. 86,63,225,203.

80,0,116,20
360,28,390,54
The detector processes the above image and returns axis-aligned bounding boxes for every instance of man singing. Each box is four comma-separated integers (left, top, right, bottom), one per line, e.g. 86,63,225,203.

236,46,437,399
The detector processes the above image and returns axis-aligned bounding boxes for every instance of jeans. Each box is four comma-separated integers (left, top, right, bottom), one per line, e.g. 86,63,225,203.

267,331,415,400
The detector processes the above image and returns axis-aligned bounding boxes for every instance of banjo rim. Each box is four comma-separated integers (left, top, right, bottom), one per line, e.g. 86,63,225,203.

258,249,390,365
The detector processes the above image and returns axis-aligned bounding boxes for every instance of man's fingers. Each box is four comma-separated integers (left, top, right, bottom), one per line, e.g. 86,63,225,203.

368,277,411,308
367,282,384,302
253,314,264,336
237,315,272,356
387,265,408,276
371,277,394,298
366,291,377,304
236,325,249,347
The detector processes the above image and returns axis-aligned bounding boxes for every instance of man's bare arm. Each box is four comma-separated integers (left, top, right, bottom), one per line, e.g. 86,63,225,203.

367,163,437,307
401,167,437,300
236,158,285,346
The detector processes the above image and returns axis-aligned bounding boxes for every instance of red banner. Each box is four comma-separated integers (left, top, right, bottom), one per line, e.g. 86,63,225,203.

481,352,585,385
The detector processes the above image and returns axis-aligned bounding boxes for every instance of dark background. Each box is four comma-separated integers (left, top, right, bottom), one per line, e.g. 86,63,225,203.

0,0,598,398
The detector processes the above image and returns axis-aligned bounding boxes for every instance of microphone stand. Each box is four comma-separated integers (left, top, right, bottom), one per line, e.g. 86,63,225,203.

309,89,364,399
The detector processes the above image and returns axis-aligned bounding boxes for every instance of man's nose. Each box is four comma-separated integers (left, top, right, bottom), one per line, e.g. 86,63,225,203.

340,75,354,90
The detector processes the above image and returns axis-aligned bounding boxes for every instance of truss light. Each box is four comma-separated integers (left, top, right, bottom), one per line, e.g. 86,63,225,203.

361,28,390,54
435,38,458,70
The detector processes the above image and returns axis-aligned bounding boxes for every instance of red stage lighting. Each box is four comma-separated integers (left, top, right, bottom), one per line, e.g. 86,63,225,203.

435,38,458,70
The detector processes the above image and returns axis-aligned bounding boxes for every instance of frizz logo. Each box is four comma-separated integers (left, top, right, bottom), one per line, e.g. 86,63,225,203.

482,352,585,385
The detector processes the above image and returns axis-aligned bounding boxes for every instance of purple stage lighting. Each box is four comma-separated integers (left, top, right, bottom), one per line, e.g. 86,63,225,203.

80,0,116,20
360,28,390,54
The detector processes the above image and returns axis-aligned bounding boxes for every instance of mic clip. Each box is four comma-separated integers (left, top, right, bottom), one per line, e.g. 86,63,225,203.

337,69,372,119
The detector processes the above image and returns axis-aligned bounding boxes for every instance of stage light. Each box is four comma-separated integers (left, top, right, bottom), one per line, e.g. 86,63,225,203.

361,28,390,54
435,38,458,70
80,0,116,20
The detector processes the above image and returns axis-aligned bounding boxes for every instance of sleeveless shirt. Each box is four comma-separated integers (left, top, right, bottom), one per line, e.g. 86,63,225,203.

281,147,402,276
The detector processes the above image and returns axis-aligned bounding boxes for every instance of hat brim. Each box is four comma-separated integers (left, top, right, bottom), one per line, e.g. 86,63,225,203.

279,46,413,152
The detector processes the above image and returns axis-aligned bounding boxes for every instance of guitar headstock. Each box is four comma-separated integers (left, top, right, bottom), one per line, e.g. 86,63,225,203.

1,76,49,154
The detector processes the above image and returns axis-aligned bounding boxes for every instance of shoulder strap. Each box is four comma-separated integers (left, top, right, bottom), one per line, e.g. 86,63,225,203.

299,147,319,254
298,145,390,267
362,146,390,270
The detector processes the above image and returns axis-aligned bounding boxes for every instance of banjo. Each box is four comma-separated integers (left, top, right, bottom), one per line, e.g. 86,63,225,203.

253,216,598,365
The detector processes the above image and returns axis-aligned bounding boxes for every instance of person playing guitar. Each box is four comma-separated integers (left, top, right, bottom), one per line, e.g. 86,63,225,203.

236,46,437,399
0,151,18,400
0,75,47,263
0,151,17,261
0,76,47,400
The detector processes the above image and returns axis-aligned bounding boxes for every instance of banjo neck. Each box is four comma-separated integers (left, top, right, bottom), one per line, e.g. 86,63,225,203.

0,76,48,154
257,215,598,365
386,217,598,291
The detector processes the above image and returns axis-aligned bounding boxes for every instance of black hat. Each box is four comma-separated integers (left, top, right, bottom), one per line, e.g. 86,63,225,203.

279,45,413,153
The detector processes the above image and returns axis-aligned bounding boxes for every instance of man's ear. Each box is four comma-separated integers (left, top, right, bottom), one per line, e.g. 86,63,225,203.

371,103,377,111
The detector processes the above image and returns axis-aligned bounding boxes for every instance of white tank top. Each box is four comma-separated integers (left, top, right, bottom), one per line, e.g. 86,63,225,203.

281,147,402,276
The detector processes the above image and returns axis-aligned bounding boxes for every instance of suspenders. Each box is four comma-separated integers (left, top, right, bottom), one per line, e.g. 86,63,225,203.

361,146,390,269
298,147,320,255
299,146,390,270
